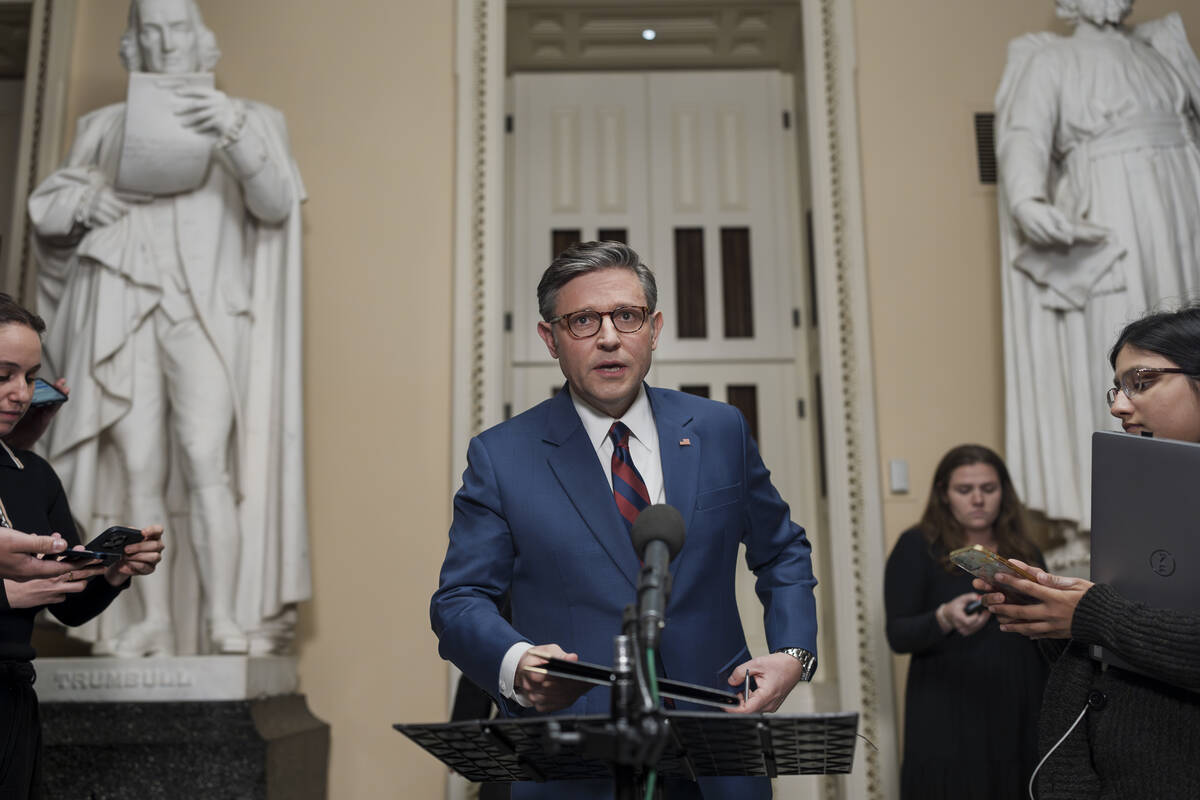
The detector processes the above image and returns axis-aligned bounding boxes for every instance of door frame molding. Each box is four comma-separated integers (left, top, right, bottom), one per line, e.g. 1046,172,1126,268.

797,1,897,796
450,2,897,796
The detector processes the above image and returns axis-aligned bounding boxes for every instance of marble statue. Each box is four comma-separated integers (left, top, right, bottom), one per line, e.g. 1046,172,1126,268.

996,0,1200,532
27,0,310,657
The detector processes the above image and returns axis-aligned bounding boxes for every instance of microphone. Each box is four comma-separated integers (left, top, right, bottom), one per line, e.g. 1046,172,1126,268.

630,504,686,651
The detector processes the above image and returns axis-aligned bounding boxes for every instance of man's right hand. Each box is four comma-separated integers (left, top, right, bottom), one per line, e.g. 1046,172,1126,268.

515,644,591,712
0,529,73,581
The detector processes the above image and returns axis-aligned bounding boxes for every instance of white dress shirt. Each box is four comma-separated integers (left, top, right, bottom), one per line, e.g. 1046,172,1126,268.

498,386,665,706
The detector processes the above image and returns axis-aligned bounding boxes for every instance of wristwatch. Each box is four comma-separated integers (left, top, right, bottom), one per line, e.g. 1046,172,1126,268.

774,647,817,681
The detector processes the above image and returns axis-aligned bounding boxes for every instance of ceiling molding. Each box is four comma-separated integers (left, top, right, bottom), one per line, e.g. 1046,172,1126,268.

510,0,790,6
507,2,800,72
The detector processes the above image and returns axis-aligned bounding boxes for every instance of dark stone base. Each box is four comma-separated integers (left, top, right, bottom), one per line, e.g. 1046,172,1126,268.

40,694,329,800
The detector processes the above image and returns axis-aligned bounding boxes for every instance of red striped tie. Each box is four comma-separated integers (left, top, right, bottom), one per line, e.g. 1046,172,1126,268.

609,421,651,532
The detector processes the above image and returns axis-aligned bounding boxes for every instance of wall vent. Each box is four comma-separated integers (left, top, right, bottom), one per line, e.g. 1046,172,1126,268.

974,112,997,185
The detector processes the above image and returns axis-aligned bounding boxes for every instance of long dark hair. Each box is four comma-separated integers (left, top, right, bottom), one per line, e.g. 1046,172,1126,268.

1109,304,1200,377
920,444,1040,571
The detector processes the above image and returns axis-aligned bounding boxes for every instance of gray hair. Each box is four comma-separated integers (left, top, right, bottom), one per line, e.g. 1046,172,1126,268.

1054,0,1133,26
120,0,221,72
537,241,658,321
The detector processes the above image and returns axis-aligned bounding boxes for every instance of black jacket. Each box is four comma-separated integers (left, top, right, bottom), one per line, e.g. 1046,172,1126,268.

0,443,126,661
1036,583,1200,799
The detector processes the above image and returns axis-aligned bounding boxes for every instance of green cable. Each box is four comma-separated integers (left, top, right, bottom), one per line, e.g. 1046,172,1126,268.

645,647,660,799
644,768,657,800
646,646,660,705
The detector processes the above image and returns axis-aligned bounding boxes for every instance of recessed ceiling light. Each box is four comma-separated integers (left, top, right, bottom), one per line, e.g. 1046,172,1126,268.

642,29,657,41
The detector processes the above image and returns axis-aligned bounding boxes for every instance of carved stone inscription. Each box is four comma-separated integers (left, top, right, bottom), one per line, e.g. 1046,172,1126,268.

52,666,197,692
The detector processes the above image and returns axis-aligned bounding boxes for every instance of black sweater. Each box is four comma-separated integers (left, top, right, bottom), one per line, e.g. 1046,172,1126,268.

0,444,126,661
1036,583,1200,799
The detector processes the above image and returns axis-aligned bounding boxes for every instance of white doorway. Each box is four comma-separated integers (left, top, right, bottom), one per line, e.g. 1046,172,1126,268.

449,1,898,797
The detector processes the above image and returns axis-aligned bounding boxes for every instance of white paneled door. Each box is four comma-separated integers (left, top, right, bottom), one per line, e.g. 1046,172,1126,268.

509,70,829,797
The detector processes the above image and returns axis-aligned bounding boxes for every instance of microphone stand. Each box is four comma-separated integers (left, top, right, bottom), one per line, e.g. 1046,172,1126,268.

547,605,671,800
610,603,670,800
548,507,682,798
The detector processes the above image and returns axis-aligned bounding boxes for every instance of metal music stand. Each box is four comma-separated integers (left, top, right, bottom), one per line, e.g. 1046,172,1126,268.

412,511,858,793
395,709,859,784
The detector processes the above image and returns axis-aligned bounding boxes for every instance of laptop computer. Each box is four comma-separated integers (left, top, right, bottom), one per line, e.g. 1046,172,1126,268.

1089,430,1200,680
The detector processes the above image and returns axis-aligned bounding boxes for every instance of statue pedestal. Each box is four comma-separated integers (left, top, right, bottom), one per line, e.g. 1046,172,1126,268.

36,656,329,800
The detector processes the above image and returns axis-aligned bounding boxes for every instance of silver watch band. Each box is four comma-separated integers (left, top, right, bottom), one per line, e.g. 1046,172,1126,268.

774,647,817,681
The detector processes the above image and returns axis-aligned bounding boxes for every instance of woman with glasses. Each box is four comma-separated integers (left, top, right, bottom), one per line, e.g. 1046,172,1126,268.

979,304,1200,798
885,444,1047,800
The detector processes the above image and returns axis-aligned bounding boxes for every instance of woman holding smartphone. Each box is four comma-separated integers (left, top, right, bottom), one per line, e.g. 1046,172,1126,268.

980,305,1200,798
885,444,1047,799
0,293,164,798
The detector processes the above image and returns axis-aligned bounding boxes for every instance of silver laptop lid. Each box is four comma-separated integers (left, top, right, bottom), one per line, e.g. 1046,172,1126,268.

1091,431,1200,608
1090,431,1200,677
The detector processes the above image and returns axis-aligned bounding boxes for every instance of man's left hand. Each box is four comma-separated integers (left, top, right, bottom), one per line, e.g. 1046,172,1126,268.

726,652,806,714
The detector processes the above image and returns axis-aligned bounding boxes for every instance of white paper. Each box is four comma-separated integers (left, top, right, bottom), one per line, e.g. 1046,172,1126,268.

115,71,215,195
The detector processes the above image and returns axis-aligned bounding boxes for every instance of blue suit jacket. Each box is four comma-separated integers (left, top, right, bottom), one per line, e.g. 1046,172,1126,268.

431,385,818,798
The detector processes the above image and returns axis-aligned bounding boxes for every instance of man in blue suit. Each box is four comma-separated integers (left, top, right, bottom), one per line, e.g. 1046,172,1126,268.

431,241,818,798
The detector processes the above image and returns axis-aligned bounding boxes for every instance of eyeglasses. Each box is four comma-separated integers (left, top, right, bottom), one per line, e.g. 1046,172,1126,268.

1106,367,1189,407
548,306,649,339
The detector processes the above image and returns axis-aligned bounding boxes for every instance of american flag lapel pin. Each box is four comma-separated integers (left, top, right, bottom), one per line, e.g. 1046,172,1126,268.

679,438,691,446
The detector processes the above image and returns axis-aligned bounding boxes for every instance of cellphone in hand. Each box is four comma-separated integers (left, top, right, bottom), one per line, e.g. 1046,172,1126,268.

55,548,117,564
949,545,1039,605
31,378,68,407
53,526,143,565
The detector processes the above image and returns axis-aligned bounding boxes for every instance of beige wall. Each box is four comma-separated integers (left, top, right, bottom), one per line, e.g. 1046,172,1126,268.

60,2,455,796
853,0,1200,743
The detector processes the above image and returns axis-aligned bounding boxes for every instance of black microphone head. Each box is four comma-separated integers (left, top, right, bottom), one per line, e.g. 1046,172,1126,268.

631,504,685,561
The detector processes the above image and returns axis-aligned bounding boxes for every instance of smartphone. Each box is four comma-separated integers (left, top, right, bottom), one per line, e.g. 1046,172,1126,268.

52,526,143,565
85,526,143,553
55,548,115,564
31,378,68,407
949,545,1039,605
